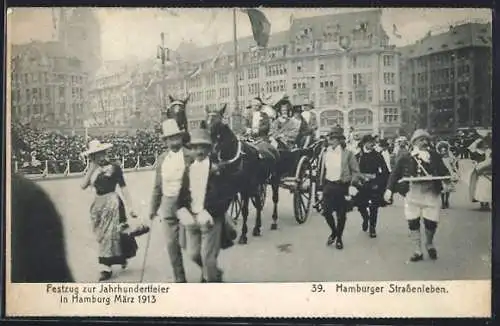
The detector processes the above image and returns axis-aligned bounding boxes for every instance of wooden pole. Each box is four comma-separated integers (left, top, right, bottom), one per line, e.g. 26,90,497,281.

232,8,239,131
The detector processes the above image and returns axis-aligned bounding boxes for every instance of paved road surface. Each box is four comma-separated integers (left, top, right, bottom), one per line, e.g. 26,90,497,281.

36,170,491,283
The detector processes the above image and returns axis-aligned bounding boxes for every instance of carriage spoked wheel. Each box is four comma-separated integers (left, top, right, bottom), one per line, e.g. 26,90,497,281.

251,184,267,208
229,193,242,222
293,156,314,224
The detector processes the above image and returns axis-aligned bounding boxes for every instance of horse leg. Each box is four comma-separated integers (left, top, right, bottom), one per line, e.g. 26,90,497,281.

252,190,262,237
271,181,279,230
238,194,249,245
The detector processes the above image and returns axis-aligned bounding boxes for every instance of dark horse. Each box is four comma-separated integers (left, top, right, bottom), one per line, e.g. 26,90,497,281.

203,105,284,244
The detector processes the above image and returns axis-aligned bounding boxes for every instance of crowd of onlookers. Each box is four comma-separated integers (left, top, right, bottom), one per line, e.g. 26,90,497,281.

11,121,488,176
11,122,166,174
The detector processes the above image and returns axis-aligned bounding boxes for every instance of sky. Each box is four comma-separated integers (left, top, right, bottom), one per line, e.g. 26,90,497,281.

8,7,492,62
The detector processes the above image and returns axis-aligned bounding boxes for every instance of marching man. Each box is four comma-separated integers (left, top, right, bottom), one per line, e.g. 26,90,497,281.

384,129,450,262
149,119,191,283
177,128,228,282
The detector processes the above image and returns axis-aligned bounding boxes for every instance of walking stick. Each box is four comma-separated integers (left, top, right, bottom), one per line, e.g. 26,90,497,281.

139,219,154,283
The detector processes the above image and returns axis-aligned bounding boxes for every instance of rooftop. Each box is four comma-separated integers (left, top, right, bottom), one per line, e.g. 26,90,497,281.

399,22,492,58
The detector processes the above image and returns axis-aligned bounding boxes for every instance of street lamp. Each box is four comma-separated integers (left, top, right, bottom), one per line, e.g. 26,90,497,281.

157,32,170,120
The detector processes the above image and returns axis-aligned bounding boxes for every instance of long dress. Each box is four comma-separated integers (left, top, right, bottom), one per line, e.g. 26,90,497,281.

90,163,137,266
470,150,492,203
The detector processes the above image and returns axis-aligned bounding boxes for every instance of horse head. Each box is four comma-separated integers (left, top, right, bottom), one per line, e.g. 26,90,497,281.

203,104,238,162
165,94,190,132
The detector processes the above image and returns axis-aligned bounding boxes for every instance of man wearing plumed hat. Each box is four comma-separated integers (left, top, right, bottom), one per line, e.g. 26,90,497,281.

384,129,450,262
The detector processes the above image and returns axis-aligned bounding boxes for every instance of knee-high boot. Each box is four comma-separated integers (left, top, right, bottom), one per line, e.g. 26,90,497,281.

368,206,378,238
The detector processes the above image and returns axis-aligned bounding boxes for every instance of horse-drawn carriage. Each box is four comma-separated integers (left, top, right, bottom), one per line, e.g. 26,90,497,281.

228,94,328,225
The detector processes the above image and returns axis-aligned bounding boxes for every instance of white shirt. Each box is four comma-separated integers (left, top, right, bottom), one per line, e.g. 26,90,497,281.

251,111,261,130
161,150,185,197
189,157,210,214
381,149,392,172
324,145,342,182
301,111,311,124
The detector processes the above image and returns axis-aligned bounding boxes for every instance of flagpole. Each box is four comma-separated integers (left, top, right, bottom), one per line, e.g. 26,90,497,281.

232,8,239,131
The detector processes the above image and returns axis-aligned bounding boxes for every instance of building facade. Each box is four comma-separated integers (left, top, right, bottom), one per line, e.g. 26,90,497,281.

399,21,492,135
88,9,401,135
10,42,88,127
9,8,102,127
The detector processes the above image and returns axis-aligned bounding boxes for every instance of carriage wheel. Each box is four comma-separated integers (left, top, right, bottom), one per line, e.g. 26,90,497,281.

251,184,267,208
229,194,242,221
293,156,313,224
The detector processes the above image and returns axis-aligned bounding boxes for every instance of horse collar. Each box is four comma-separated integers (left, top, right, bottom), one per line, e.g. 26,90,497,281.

218,140,242,165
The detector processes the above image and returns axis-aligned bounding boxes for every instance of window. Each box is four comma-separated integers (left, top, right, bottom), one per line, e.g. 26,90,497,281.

247,66,259,79
383,72,396,85
383,55,394,67
320,110,344,128
217,72,228,84
348,91,353,104
319,63,325,71
355,89,366,102
348,108,373,126
383,89,396,103
383,107,399,124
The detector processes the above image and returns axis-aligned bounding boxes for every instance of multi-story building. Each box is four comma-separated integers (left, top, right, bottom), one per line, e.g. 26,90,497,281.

10,41,87,127
399,21,492,135
9,8,101,127
89,9,401,135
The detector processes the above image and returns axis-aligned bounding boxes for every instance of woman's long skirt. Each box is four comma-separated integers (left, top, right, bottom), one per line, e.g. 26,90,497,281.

90,192,127,266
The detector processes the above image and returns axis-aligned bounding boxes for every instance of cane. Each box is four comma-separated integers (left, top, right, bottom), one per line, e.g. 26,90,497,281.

139,219,154,283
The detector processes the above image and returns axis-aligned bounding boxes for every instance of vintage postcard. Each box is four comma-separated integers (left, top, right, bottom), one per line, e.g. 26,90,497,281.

5,7,492,318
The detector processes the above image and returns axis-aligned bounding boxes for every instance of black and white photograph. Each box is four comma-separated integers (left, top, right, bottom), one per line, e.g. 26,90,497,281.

6,7,492,317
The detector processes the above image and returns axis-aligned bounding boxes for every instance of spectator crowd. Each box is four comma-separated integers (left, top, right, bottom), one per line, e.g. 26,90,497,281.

11,122,166,175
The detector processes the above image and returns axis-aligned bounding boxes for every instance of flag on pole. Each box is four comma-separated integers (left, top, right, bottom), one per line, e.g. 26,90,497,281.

210,44,225,69
393,24,402,39
242,8,271,48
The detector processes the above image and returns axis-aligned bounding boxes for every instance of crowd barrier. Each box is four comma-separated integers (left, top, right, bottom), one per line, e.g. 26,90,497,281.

13,155,159,181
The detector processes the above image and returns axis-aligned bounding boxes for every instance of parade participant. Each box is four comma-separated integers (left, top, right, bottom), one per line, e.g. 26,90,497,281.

320,126,360,249
378,139,392,172
384,129,450,262
246,97,271,139
178,128,229,282
468,135,492,210
354,135,390,238
301,99,318,134
436,141,459,209
149,119,192,283
81,140,138,281
271,100,301,149
391,136,409,169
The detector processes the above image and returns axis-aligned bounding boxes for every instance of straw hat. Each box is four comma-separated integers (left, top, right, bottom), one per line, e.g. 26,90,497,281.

410,129,431,144
189,129,212,146
162,119,183,138
82,140,113,156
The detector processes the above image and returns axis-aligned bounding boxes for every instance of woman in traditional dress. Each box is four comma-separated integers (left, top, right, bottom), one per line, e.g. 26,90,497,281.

436,141,459,209
468,135,492,210
81,140,138,281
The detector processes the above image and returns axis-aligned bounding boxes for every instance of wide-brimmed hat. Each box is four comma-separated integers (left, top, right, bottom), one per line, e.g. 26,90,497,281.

328,126,345,140
189,129,212,146
162,119,183,138
410,129,431,144
359,134,375,147
82,140,113,156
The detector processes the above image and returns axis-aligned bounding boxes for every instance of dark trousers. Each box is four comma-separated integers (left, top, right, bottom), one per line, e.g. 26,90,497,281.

359,205,379,230
322,180,348,239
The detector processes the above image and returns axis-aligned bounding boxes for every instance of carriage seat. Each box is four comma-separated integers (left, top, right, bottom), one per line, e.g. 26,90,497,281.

244,139,280,162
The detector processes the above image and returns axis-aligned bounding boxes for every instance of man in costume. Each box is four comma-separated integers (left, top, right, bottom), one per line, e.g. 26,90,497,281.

384,129,450,262
320,126,360,249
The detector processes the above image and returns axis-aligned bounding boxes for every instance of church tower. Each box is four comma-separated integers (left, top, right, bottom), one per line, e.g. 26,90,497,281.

58,8,102,76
